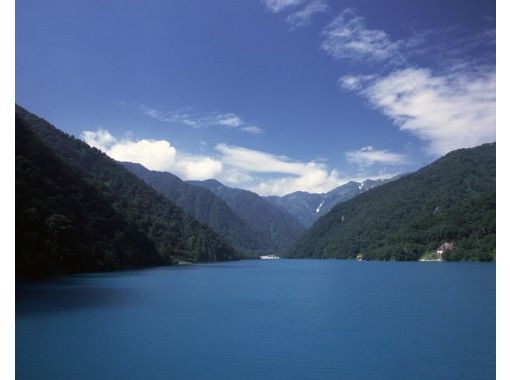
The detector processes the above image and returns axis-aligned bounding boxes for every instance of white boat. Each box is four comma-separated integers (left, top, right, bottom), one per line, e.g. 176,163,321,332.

260,255,280,260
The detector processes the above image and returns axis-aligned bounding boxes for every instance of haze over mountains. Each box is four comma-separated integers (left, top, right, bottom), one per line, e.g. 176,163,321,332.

15,105,496,277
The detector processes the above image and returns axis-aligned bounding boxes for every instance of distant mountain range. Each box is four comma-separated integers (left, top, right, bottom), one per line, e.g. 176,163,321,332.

288,143,496,261
121,162,279,255
188,179,306,253
265,177,401,227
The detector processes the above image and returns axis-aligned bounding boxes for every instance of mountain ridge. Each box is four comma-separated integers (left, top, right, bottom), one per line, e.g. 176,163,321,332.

266,176,402,227
121,161,275,255
188,179,306,252
16,105,238,277
287,143,496,261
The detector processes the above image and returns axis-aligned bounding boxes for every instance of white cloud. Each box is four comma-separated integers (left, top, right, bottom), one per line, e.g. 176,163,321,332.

321,8,403,63
346,146,408,167
250,168,398,196
82,129,116,151
83,130,177,172
81,130,222,180
107,139,177,172
287,0,328,30
218,168,254,186
338,74,374,91
343,67,496,155
214,143,397,196
216,143,305,174
173,155,223,180
214,113,243,127
140,105,263,134
82,131,399,196
239,126,263,134
263,0,303,13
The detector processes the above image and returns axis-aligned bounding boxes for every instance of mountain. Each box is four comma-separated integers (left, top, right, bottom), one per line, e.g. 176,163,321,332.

16,105,238,277
287,143,496,261
121,162,273,255
188,179,306,252
266,177,399,227
16,117,161,277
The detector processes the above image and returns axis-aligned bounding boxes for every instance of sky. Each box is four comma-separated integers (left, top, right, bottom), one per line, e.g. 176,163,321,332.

16,0,496,196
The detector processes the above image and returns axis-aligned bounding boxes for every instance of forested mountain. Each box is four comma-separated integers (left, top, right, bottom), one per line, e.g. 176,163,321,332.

188,179,306,252
16,118,161,277
16,105,238,277
266,177,399,227
122,162,274,255
288,143,496,261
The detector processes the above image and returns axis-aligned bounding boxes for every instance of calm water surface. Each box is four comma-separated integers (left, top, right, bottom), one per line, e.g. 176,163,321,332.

16,260,495,379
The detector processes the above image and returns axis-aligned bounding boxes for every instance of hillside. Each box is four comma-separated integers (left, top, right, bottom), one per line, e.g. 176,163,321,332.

287,143,496,261
122,162,274,255
188,179,306,252
16,105,238,276
16,118,162,277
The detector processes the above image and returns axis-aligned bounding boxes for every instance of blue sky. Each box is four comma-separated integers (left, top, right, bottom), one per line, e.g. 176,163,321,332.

16,0,495,195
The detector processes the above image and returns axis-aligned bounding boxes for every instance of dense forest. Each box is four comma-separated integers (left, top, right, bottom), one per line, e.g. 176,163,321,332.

287,143,496,261
189,179,306,252
16,105,238,277
122,162,275,255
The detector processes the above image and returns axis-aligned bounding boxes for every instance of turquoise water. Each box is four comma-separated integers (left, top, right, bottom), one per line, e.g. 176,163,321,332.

16,260,495,379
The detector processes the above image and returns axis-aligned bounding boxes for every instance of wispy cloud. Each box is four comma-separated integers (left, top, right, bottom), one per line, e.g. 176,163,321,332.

341,67,496,155
321,8,405,64
215,143,398,195
263,0,303,13
346,146,408,167
326,8,495,156
287,0,328,30
139,105,263,134
216,143,305,174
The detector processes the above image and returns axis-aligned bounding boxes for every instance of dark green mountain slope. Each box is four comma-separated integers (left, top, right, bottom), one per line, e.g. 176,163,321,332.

16,117,161,277
288,143,495,261
16,105,238,270
189,179,306,252
121,162,273,255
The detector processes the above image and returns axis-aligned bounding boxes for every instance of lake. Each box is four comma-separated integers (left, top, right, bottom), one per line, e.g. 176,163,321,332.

16,260,495,379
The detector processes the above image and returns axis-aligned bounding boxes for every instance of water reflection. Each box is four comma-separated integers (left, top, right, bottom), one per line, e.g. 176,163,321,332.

16,279,143,315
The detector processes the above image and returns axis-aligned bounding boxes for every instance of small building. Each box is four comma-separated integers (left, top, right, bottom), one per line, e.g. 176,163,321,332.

436,242,454,259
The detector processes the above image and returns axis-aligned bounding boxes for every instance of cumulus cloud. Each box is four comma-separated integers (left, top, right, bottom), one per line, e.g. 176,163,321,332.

81,130,222,180
321,8,404,63
82,131,400,196
263,0,303,13
107,139,177,171
173,155,223,180
342,67,496,155
346,146,408,167
82,129,116,151
287,0,328,30
140,105,263,134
